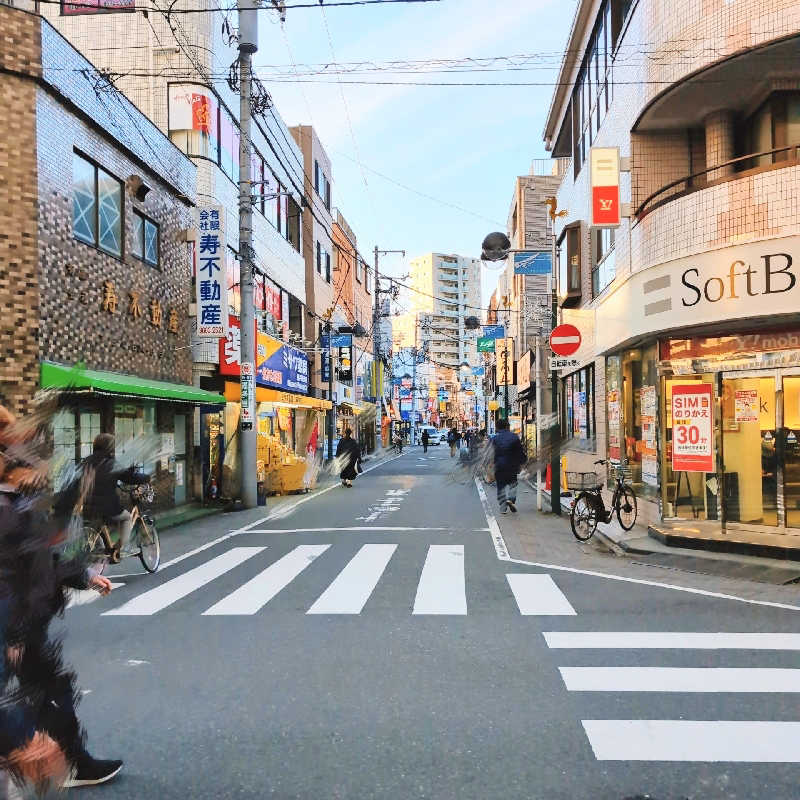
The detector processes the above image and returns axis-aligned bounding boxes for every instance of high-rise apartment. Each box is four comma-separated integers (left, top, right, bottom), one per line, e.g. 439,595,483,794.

407,253,482,371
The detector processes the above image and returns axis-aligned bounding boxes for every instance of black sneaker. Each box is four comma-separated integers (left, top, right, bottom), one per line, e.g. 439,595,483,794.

507,500,517,513
63,757,123,788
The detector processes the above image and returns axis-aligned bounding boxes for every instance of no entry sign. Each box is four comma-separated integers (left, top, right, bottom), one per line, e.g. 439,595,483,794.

549,324,582,356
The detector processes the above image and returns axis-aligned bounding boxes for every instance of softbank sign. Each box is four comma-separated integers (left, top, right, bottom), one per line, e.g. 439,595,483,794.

595,236,800,354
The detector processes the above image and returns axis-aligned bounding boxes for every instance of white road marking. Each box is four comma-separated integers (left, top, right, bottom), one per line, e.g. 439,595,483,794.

203,544,330,615
67,582,125,608
582,720,800,762
473,476,800,612
103,548,264,616
242,527,485,533
386,490,409,496
543,632,800,650
506,574,576,615
307,544,397,615
413,545,467,615
561,666,800,693
126,659,151,667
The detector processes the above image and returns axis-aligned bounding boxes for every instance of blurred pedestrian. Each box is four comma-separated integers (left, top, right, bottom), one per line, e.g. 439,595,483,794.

421,429,429,453
492,418,526,514
336,429,361,488
447,427,461,458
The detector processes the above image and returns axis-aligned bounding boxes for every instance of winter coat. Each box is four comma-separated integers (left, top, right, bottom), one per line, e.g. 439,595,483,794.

492,429,526,478
447,430,461,446
0,595,36,757
336,437,361,480
421,431,429,444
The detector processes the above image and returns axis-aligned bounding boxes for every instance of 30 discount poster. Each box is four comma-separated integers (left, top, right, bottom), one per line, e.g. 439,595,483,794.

671,383,714,472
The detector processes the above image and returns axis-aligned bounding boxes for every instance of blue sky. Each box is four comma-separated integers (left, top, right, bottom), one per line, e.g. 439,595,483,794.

257,0,574,307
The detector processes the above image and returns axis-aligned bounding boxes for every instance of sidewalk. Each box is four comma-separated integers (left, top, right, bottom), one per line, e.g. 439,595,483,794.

525,477,800,587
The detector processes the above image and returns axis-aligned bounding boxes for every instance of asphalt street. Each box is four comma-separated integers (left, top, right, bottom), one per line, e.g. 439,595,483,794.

58,446,800,799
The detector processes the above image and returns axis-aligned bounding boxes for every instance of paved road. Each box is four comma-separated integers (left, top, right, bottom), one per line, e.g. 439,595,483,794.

60,447,800,799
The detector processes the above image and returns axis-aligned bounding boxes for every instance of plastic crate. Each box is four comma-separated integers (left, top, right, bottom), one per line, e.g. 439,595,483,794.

565,471,603,491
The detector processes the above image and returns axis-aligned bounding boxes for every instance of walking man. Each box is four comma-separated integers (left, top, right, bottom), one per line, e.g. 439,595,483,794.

335,428,362,487
492,418,526,514
447,427,461,458
421,429,429,453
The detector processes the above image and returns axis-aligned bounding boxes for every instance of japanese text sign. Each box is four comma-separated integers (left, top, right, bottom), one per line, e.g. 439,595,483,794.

590,147,621,228
671,383,714,473
195,204,228,338
513,251,552,276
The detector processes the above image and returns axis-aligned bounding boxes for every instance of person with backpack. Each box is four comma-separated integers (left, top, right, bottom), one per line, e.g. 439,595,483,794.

491,418,526,514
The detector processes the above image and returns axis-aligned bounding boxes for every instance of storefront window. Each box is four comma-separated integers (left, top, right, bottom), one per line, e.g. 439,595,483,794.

114,402,156,471
79,410,101,458
562,365,595,443
52,409,77,489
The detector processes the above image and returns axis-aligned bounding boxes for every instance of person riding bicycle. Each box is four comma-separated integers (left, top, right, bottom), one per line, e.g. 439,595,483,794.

79,434,150,562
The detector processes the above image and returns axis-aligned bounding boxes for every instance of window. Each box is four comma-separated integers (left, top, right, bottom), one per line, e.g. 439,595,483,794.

251,152,265,216
52,409,77,489
592,227,616,297
558,225,582,306
314,159,331,209
355,256,363,283
742,92,800,170
132,210,159,267
73,152,123,257
325,250,331,283
220,107,240,183
562,365,595,443
287,196,301,252
316,241,322,275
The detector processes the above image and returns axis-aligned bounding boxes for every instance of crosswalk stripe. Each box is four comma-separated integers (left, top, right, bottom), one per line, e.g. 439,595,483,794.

413,545,466,615
203,544,330,616
582,720,800,762
507,574,576,616
103,548,265,616
307,544,397,615
543,632,800,650
560,667,800,693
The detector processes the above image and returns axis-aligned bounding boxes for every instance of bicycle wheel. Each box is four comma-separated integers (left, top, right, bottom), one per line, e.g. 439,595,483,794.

83,526,108,575
134,518,161,573
571,492,599,541
616,485,638,530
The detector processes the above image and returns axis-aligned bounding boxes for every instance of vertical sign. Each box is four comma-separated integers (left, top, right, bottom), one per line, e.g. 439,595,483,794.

641,385,658,486
672,383,714,472
608,389,621,461
590,147,621,227
240,361,254,428
195,204,228,338
496,338,514,386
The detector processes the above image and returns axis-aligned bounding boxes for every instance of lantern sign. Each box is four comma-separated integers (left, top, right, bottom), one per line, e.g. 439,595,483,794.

194,204,228,338
590,147,621,227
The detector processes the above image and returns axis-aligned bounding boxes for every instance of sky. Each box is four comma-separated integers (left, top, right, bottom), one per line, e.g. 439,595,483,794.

256,0,575,309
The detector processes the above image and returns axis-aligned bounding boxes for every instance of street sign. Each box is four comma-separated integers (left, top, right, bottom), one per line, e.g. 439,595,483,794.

482,324,505,339
471,366,485,376
549,356,579,370
513,251,552,275
321,333,353,348
477,337,496,353
549,323,582,356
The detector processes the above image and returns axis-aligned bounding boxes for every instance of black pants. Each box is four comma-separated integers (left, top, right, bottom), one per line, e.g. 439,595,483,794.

495,471,518,508
423,442,428,452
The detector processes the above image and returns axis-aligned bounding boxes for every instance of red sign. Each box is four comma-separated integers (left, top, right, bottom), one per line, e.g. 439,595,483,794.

592,185,620,226
671,383,714,473
549,324,582,356
590,147,621,227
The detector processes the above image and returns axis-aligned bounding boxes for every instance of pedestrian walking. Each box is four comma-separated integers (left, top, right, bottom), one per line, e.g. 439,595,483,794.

392,432,403,454
491,418,526,514
0,405,122,791
464,429,472,449
335,428,362,488
421,429,429,453
447,427,462,458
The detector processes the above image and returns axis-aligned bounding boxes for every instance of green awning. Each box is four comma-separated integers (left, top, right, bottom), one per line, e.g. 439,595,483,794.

41,362,226,406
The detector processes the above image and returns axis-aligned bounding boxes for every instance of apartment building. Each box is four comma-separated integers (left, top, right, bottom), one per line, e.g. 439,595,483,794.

544,0,800,551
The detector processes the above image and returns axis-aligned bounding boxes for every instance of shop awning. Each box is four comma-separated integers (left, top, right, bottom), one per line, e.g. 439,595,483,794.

41,362,226,406
224,381,332,410
339,401,375,416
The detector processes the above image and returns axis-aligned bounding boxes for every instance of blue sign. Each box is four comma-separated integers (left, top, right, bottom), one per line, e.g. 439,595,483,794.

256,336,309,394
471,366,485,376
513,251,552,275
321,351,330,383
321,334,353,348
482,325,505,339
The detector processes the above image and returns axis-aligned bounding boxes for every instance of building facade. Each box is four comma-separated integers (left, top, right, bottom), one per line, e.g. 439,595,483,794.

544,0,800,549
0,6,226,509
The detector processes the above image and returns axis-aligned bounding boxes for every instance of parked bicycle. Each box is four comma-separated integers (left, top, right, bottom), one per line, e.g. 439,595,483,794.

83,482,161,573
569,459,638,541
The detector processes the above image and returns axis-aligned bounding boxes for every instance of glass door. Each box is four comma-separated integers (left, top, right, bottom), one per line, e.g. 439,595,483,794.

781,376,800,528
721,376,778,527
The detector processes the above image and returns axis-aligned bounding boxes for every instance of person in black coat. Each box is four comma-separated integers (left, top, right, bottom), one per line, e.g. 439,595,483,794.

492,418,526,514
421,429,429,453
335,429,362,487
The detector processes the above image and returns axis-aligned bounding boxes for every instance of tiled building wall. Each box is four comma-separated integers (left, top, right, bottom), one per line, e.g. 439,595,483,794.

0,7,42,413
36,87,194,384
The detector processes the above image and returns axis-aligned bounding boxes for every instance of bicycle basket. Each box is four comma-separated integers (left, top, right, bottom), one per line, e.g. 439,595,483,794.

565,471,603,491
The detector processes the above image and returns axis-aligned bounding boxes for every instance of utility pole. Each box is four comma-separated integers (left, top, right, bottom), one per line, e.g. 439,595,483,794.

549,210,561,516
237,0,257,509
411,349,417,446
326,319,334,460
503,299,511,420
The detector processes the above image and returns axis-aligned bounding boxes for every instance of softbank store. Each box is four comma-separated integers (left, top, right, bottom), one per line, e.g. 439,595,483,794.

597,236,800,544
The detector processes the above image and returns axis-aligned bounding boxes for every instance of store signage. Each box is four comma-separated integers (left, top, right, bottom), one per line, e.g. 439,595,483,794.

662,329,800,361
471,366,485,376
477,337,495,353
549,324,582,356
513,251,552,276
61,0,135,15
336,346,353,383
169,84,218,137
497,338,514,386
672,383,714,473
608,390,621,461
321,333,353,348
590,147,621,227
221,316,309,394
194,204,228,338
240,362,254,430
641,385,658,487
483,325,505,339
550,357,579,370
517,351,531,389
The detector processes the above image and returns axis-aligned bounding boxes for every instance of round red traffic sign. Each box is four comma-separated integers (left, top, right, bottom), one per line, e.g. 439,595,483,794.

549,324,582,356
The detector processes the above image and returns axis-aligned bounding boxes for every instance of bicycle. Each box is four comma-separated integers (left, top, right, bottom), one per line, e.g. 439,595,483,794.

83,482,161,573
569,459,638,541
